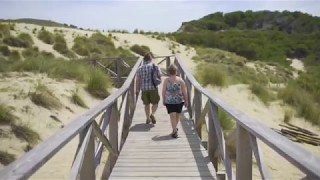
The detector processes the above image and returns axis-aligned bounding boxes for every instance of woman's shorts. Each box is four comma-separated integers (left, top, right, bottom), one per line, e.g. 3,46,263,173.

165,102,184,114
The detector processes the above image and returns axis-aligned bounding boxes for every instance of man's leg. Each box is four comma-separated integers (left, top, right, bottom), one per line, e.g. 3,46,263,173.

145,104,151,124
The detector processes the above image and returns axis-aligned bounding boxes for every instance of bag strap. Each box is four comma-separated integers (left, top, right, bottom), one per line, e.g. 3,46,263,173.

151,63,157,89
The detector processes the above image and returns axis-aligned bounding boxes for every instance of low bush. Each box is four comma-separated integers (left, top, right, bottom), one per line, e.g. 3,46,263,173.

38,29,54,44
53,34,75,58
22,47,39,57
249,83,274,105
87,69,111,99
195,64,226,87
0,24,11,38
0,104,17,124
0,151,16,165
284,109,293,123
218,110,234,131
8,50,21,62
30,83,62,110
130,44,151,56
3,33,33,48
0,45,10,56
11,124,40,145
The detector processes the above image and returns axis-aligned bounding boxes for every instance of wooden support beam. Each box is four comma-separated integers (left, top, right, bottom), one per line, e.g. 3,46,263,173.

236,123,252,180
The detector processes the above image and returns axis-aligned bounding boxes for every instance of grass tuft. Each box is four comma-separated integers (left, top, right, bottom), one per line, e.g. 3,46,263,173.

11,124,40,145
0,151,16,165
195,64,226,87
0,45,10,56
30,83,62,110
53,34,75,58
130,44,151,56
87,69,111,99
249,83,274,105
284,109,293,123
71,91,88,108
0,104,17,124
38,29,54,44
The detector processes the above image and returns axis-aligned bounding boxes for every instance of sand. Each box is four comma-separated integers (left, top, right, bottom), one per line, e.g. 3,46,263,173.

1,22,319,179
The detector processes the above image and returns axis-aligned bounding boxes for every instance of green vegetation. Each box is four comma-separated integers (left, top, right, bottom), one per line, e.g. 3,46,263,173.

195,64,226,87
72,32,133,58
8,50,21,62
30,83,62,110
130,44,151,56
0,45,10,56
0,24,10,38
53,34,75,58
249,83,274,105
3,33,33,48
12,56,112,98
0,104,16,124
0,151,16,165
218,110,234,131
284,109,293,123
87,69,111,99
71,91,87,108
37,28,54,44
11,124,40,145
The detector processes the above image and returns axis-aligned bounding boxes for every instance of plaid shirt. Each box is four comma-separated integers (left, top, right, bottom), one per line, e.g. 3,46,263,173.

137,61,160,91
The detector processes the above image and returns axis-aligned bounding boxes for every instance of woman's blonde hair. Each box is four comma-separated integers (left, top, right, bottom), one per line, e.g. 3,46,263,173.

168,64,177,75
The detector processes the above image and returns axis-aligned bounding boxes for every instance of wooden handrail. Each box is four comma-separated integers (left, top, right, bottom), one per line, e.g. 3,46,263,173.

0,57,143,180
174,54,320,179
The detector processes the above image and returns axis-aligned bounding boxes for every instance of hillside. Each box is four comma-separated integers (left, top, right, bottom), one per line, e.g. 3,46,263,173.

0,18,78,29
179,10,320,33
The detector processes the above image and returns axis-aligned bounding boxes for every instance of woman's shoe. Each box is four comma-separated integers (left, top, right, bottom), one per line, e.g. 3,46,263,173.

171,131,178,138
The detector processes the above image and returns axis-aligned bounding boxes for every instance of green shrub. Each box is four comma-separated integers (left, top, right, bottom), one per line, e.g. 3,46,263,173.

8,50,21,61
53,35,75,58
18,33,33,47
72,36,90,56
0,24,10,38
130,44,151,56
218,110,234,131
3,33,33,48
30,84,62,110
284,109,293,123
0,151,16,165
249,83,274,105
22,47,39,57
71,92,88,108
195,64,226,87
38,29,54,44
87,69,111,99
11,124,40,145
0,104,17,124
0,45,10,56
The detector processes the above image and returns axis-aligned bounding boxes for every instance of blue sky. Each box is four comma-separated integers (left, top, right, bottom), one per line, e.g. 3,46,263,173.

0,0,319,32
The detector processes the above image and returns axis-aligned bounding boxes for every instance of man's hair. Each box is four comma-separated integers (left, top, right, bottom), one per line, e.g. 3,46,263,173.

168,64,177,75
143,53,152,62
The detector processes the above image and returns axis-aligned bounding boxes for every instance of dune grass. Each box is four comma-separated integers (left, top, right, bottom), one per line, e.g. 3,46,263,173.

11,124,41,146
53,34,76,58
38,29,54,44
0,151,16,165
0,45,10,56
284,109,293,123
8,50,21,62
30,83,62,110
130,44,151,56
249,83,274,105
71,91,88,108
13,57,112,98
0,104,17,124
3,33,33,48
195,64,226,87
0,24,11,38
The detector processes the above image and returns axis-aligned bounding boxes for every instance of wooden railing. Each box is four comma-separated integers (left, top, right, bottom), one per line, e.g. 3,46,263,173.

172,55,320,180
0,57,143,180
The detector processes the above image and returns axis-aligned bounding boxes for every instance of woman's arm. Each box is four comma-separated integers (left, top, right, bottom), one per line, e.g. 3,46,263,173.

181,79,188,107
162,78,168,105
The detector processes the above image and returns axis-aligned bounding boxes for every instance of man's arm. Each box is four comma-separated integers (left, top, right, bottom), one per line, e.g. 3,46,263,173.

156,65,162,77
135,76,141,98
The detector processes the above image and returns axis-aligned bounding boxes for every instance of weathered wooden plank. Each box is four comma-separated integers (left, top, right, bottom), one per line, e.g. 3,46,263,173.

92,121,117,156
112,166,216,172
249,134,271,180
110,177,214,180
110,171,216,177
236,123,252,180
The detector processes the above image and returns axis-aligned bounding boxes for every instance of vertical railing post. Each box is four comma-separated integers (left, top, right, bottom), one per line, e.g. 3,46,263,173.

207,101,219,170
166,56,171,71
115,59,121,85
80,126,95,180
236,123,252,180
194,89,202,138
185,78,192,119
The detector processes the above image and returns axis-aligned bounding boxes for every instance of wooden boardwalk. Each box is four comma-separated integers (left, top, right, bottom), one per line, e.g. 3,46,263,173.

109,83,217,180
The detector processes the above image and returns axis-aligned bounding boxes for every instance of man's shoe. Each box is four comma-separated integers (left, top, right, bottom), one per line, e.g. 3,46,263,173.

146,119,150,124
150,114,156,124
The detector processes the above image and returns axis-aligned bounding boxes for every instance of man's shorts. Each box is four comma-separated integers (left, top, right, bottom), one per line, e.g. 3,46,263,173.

141,90,160,105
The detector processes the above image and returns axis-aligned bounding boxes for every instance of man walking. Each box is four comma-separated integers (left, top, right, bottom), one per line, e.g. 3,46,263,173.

136,53,161,124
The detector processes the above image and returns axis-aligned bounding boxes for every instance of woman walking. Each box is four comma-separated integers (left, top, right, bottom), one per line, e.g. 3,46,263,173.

162,64,188,138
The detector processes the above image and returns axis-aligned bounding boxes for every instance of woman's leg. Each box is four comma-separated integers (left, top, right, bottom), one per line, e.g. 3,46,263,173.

169,112,177,133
